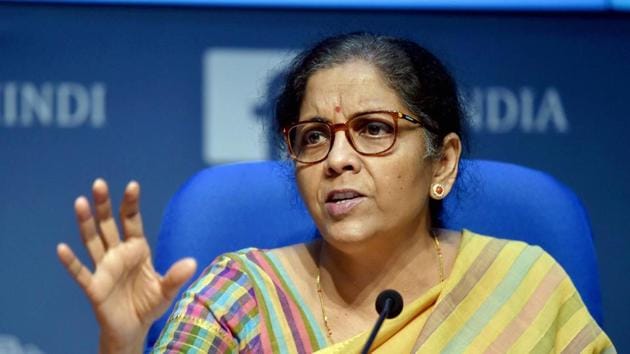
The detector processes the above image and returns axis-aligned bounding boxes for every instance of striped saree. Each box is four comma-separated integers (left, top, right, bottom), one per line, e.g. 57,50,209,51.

152,230,615,353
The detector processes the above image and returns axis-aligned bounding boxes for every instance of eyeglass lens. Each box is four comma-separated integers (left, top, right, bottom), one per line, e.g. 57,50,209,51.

288,112,398,163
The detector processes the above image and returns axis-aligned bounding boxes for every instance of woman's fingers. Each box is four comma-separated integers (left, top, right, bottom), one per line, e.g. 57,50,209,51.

92,179,121,249
71,179,145,269
161,258,197,301
57,243,93,291
75,196,106,265
120,181,145,240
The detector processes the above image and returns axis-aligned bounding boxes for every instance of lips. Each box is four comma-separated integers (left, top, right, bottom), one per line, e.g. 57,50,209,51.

325,189,366,217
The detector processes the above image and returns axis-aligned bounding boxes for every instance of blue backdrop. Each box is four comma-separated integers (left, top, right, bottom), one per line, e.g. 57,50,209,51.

0,3,628,353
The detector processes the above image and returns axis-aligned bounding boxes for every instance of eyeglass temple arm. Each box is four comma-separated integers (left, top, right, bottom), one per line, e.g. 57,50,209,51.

401,112,439,133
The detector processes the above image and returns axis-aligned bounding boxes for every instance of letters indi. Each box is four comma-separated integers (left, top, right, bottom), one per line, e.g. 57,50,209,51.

0,82,106,128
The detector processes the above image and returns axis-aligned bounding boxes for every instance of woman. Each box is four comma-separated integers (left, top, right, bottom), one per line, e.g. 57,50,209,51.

57,33,615,353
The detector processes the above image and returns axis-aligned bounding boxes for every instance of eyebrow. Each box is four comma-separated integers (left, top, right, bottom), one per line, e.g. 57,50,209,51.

299,116,331,123
300,109,391,123
351,109,390,117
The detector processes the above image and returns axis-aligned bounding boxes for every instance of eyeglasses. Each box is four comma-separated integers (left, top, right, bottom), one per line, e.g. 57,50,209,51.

283,110,433,164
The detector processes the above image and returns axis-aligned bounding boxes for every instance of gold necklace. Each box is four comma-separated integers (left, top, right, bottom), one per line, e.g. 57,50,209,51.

315,271,333,342
433,230,445,282
315,230,445,344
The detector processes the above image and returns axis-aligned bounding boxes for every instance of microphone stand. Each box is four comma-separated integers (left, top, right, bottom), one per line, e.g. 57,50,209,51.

360,290,403,354
360,298,393,354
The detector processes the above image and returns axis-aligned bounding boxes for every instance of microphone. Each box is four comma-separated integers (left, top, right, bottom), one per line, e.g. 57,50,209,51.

360,289,404,354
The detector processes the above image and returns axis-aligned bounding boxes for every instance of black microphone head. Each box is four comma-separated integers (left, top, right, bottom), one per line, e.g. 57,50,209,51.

375,289,404,319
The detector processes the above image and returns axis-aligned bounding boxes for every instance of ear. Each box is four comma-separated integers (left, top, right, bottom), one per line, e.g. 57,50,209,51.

430,133,462,199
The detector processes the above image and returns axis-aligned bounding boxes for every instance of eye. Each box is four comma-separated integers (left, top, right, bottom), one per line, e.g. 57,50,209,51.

299,126,330,147
355,118,395,137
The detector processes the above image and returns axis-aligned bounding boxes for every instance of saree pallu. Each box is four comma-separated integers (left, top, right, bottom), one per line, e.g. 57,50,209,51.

153,230,615,353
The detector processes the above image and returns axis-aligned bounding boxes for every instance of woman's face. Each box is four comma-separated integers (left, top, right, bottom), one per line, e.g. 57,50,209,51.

295,60,443,252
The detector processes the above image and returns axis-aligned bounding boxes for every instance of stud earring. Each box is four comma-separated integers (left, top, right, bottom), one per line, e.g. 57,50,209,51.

431,183,446,200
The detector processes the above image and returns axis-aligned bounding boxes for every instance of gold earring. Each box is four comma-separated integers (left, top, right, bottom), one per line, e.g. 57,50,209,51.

431,183,446,200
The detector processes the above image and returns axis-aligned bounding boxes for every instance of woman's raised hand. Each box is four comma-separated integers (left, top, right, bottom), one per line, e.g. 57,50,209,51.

57,179,197,354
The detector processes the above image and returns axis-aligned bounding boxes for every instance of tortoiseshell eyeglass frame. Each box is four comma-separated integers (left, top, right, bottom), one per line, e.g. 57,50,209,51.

283,110,436,164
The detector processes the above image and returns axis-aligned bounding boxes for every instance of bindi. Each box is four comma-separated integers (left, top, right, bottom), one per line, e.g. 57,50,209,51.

334,106,342,113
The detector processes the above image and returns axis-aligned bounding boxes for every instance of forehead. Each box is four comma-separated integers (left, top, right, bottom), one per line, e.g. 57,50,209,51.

299,61,404,118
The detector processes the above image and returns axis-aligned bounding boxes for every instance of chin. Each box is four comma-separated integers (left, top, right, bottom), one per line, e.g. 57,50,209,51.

319,221,377,251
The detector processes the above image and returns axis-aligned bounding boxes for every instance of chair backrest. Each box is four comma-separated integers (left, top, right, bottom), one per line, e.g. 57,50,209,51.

146,159,603,349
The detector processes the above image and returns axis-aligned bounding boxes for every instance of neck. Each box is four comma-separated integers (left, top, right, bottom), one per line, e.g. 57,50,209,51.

317,224,440,311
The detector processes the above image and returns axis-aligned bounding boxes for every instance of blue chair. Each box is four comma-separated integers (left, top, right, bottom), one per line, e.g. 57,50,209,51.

146,159,604,349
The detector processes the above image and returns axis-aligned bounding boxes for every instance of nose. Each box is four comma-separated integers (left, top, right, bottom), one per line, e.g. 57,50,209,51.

324,130,361,176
